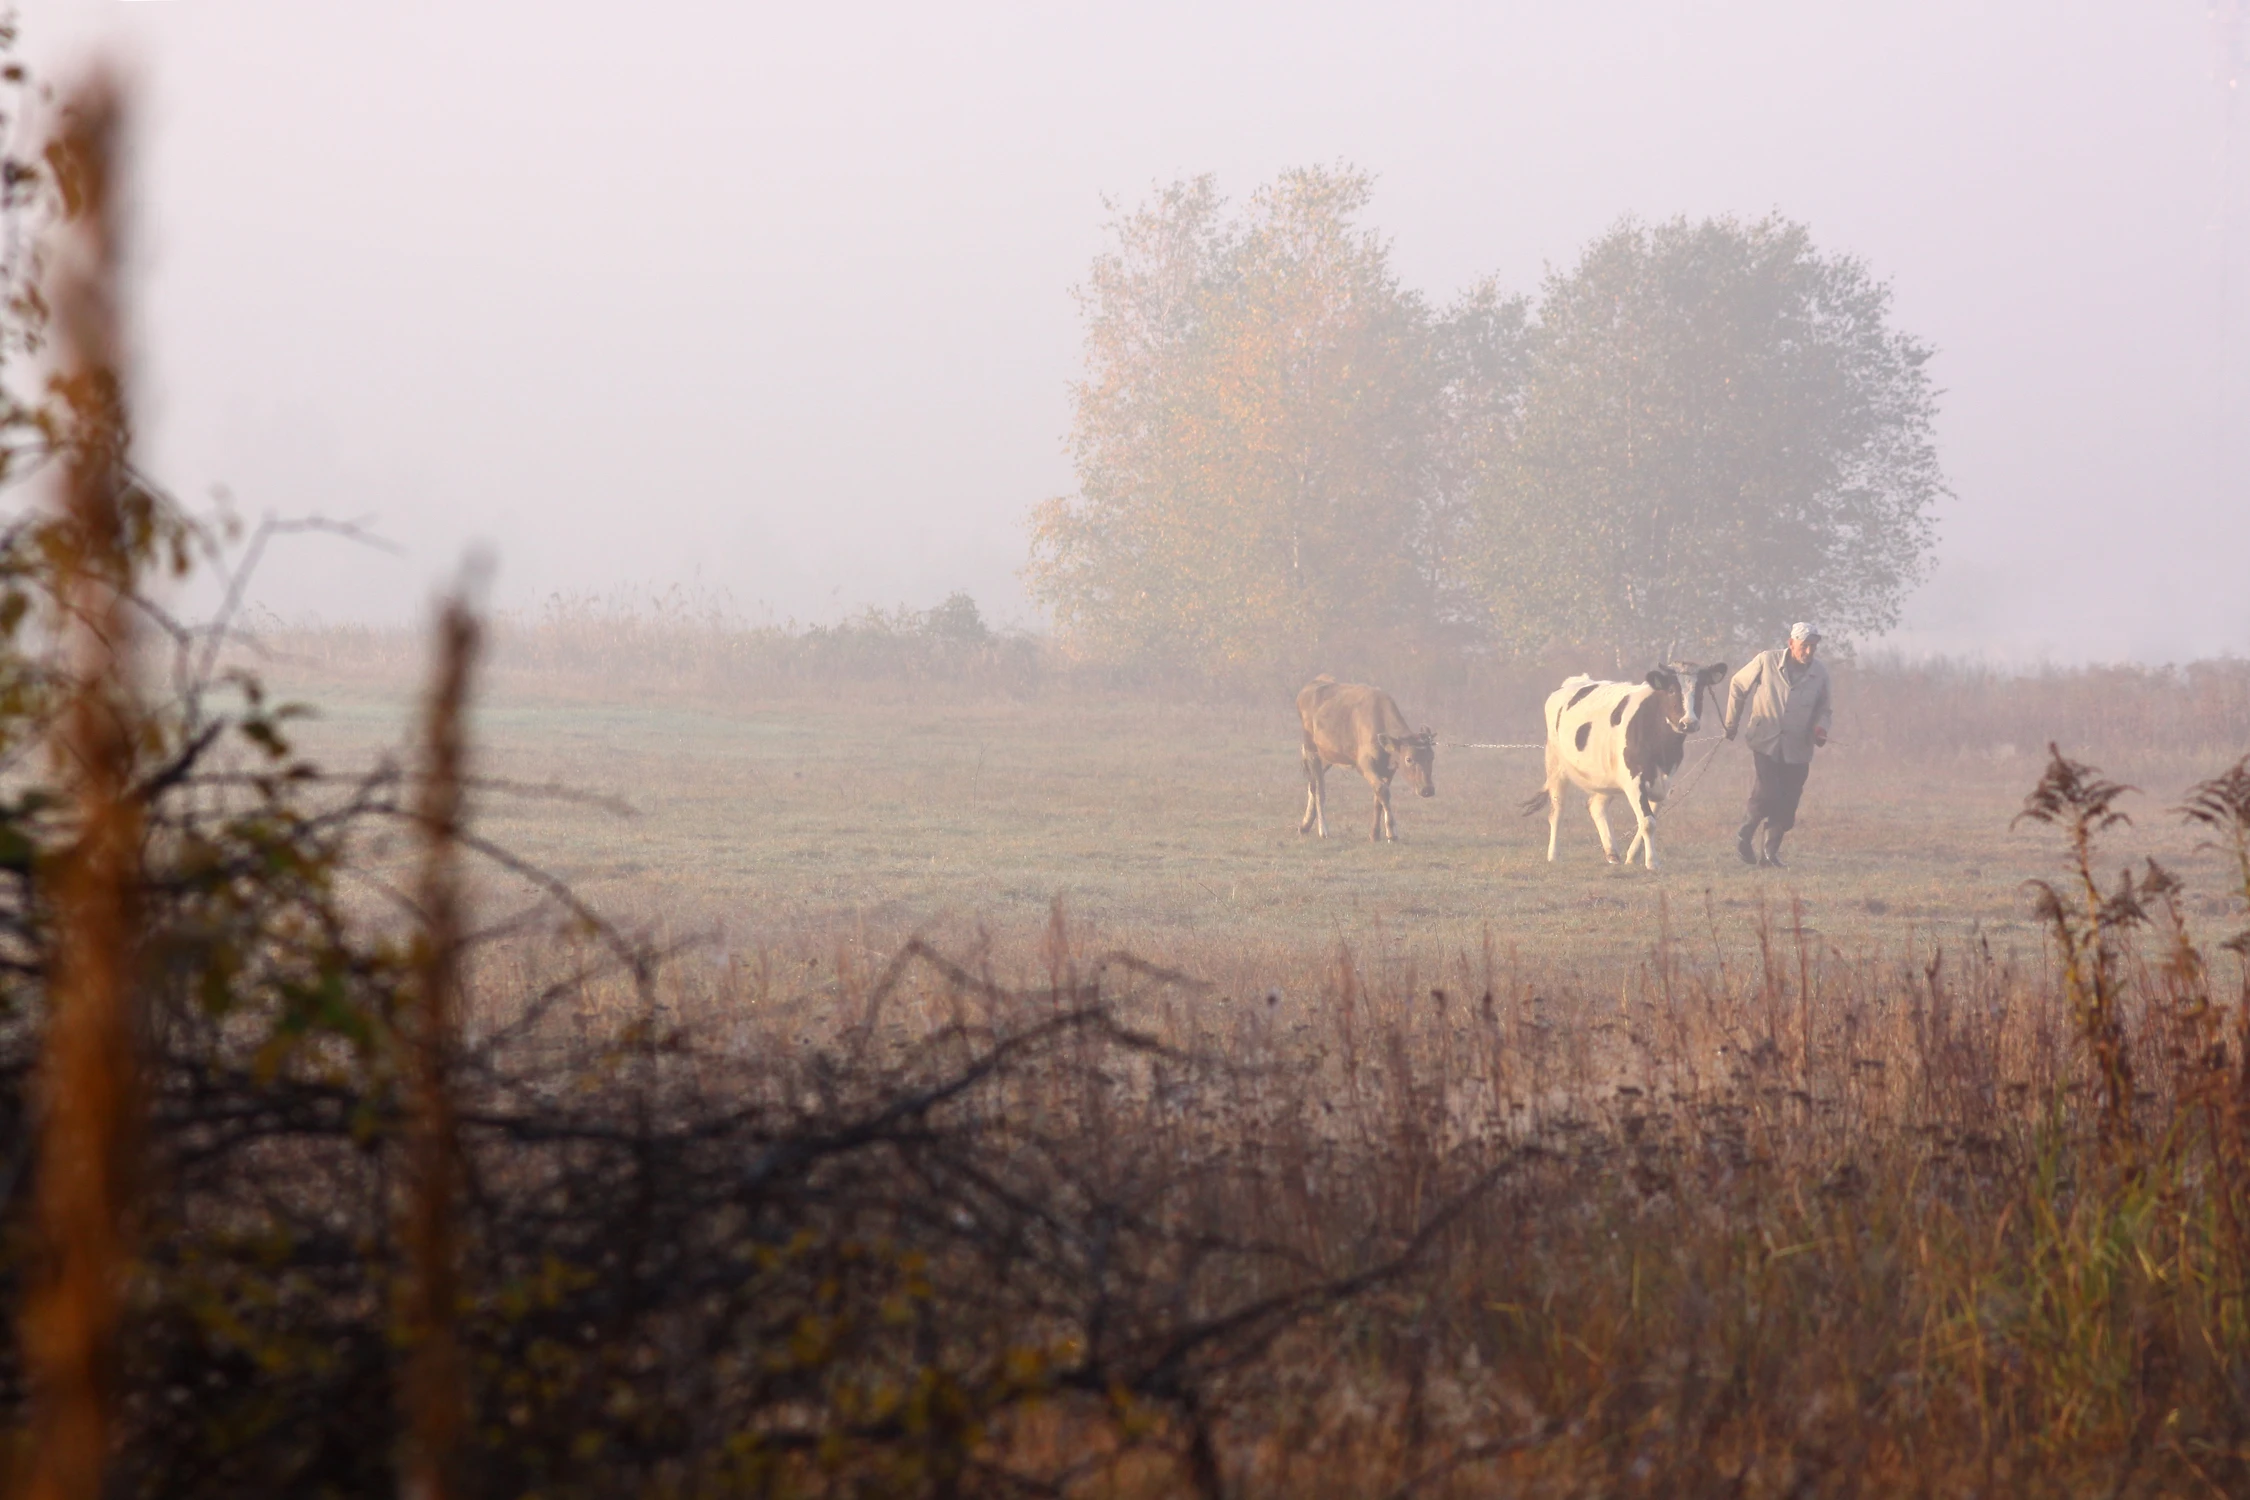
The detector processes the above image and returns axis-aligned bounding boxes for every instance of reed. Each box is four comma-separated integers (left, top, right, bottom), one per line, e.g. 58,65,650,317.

17,75,141,1500
398,593,479,1500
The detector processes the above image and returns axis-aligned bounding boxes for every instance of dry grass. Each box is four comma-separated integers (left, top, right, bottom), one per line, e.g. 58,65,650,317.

97,619,2240,1495
434,795,2250,1497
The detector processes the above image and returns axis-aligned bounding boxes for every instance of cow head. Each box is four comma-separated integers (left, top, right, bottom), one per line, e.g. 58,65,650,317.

1380,728,1437,797
1642,668,1696,735
1647,661,1731,735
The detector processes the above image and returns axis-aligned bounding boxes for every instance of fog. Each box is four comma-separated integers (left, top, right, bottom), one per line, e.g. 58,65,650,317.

22,1,2250,661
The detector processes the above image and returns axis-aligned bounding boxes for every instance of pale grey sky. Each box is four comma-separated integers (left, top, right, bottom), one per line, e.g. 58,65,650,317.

21,1,2249,660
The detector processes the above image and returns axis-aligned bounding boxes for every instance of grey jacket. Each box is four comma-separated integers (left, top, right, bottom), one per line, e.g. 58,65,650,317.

1724,649,1832,764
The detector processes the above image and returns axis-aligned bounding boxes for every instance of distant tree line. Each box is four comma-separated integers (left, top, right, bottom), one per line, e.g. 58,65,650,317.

1027,167,1945,672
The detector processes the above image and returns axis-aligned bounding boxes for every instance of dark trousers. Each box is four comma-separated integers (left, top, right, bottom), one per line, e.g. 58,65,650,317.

1742,750,1812,839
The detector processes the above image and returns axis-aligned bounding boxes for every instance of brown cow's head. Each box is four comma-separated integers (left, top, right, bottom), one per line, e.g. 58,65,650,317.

1381,728,1438,797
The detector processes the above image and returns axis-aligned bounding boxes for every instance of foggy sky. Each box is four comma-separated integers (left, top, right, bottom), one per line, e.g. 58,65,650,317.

22,1,2250,661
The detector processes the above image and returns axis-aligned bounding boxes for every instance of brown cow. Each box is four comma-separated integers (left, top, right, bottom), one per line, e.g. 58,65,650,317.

1296,676,1436,841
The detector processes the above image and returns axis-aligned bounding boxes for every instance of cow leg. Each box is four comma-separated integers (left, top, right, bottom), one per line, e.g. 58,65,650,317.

1543,745,1564,862
1359,763,1394,842
1627,777,1664,869
1625,804,1656,869
1587,792,1620,864
1300,748,1326,837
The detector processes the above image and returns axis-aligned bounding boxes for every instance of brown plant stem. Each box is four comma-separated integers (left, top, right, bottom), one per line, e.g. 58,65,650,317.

400,594,479,1500
20,74,141,1500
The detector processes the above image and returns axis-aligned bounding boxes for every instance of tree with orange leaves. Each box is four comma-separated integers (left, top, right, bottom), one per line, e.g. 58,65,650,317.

1030,168,1471,672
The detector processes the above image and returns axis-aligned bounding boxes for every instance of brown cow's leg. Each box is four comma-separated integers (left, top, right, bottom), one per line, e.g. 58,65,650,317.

1357,761,1394,841
1301,749,1326,837
1359,755,1395,841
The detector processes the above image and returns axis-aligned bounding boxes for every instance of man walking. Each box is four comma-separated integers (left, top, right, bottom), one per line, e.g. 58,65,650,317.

1723,622,1833,868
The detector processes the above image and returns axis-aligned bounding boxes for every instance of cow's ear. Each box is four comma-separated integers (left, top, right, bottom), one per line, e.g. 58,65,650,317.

1645,670,1669,691
1376,732,1394,749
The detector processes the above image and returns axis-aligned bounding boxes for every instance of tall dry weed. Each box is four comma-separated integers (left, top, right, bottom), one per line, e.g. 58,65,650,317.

17,75,141,1500
398,593,479,1500
2015,745,2142,1147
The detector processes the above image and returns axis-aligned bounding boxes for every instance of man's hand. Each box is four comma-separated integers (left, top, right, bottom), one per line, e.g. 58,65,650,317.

1813,726,1828,748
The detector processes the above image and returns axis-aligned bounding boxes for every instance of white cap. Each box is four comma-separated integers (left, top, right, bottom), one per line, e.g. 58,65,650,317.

1789,621,1821,644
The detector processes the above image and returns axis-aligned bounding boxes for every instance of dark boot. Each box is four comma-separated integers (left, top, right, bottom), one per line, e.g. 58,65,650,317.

1760,829,1787,869
1736,820,1761,866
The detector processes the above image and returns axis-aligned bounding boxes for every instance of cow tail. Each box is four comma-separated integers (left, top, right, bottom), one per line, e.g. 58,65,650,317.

1517,787,1550,817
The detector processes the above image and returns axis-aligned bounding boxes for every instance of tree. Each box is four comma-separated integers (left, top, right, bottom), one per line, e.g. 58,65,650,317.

1461,216,1944,661
1424,277,1532,639
1027,168,1446,670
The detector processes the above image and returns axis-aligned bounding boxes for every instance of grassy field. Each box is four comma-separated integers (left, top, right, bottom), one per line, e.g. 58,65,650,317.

266,662,2242,989
133,644,2250,1495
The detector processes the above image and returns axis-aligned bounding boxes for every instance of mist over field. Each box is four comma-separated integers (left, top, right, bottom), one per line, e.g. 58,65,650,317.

12,7,2250,1497
21,0,2250,662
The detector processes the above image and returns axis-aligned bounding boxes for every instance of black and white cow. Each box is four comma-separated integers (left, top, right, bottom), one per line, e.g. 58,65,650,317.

1524,661,1729,870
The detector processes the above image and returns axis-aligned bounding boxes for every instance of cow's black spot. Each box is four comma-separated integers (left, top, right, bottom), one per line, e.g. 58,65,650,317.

1622,693,1688,780
1574,722,1591,752
1610,697,1629,726
1566,682,1601,710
